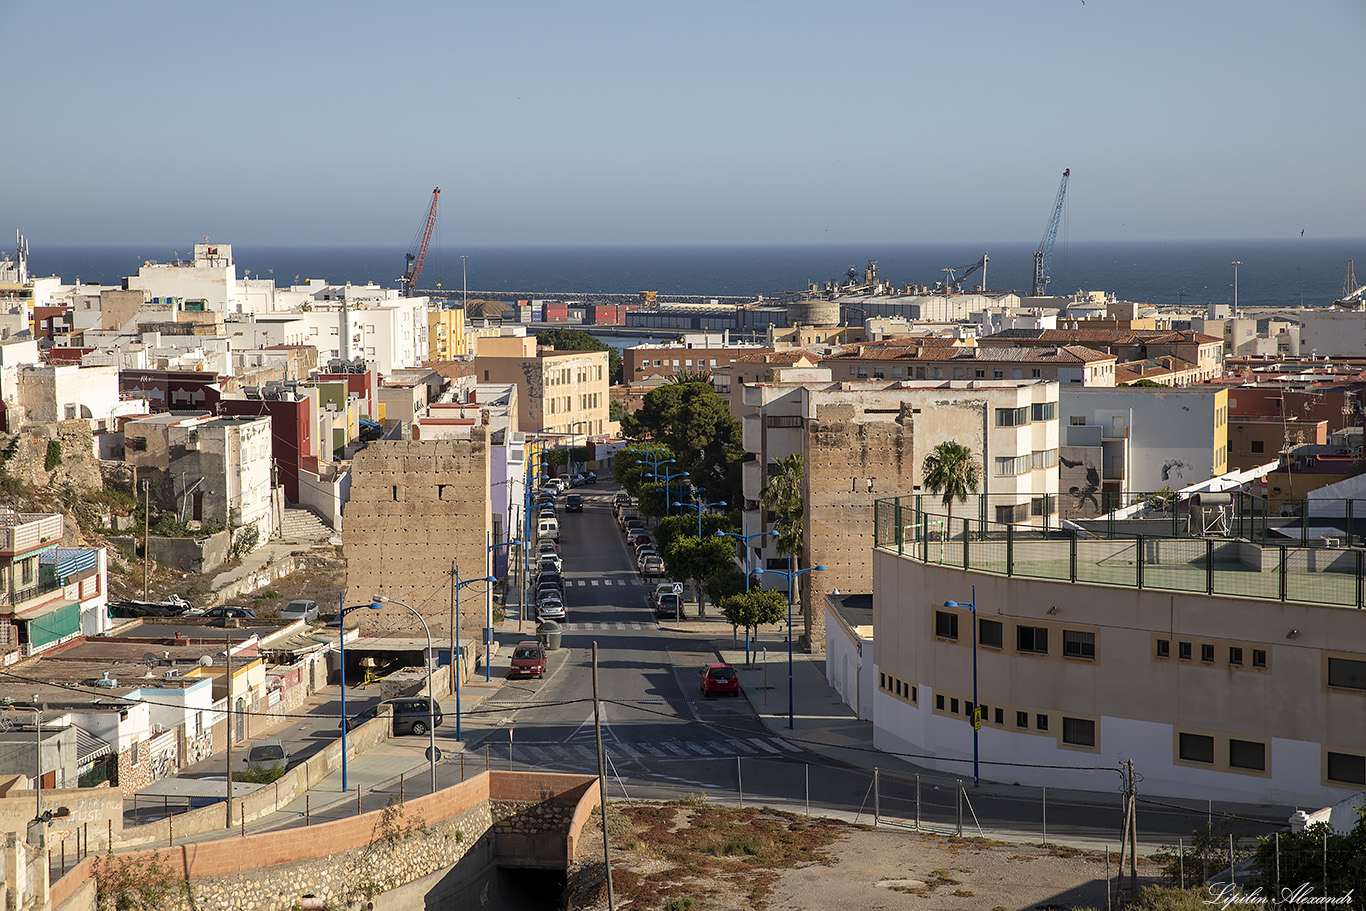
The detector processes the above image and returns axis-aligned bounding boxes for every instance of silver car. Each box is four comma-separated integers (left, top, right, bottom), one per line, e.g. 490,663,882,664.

281,600,319,622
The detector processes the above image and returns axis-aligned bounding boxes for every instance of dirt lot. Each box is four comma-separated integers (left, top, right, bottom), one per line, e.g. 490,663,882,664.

567,802,1164,911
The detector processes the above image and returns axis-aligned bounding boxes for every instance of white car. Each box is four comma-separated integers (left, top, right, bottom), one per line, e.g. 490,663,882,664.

537,597,566,621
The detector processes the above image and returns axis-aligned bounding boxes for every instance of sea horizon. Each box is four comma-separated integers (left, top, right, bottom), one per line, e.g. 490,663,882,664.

23,237,1366,309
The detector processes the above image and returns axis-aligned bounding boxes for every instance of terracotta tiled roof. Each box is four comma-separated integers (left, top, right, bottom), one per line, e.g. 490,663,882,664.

825,344,1113,364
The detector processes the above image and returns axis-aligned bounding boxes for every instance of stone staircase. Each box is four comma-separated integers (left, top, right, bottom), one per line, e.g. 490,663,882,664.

280,507,333,543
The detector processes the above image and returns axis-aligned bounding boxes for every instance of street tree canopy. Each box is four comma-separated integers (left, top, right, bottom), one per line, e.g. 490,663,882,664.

622,382,744,508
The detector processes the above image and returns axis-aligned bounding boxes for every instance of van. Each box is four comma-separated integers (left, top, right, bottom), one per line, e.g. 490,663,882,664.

537,516,560,541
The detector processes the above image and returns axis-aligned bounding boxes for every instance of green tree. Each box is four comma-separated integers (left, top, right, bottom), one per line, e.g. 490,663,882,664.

718,588,786,663
613,444,673,497
922,440,980,524
634,482,668,519
760,453,804,559
45,440,62,471
663,535,735,618
609,400,627,422
533,328,622,384
1251,810,1366,899
622,382,743,507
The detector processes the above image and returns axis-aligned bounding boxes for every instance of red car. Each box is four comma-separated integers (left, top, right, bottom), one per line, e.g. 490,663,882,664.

509,640,546,679
699,663,740,697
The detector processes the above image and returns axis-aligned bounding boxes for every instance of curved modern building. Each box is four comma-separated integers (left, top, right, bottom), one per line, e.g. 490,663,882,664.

869,496,1366,807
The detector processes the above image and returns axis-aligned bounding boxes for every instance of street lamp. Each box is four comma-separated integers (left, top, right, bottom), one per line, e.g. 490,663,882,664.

1230,260,1241,317
486,537,522,682
448,569,497,740
650,469,689,515
336,594,388,793
755,559,827,730
460,255,468,306
370,594,440,793
567,420,591,477
673,497,726,539
944,584,981,787
714,529,778,661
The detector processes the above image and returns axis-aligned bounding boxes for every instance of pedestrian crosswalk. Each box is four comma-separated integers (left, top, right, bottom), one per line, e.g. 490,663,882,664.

502,736,803,767
558,621,648,631
565,579,635,586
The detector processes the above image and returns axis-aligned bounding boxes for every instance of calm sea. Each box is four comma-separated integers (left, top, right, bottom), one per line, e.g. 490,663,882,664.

28,239,1366,309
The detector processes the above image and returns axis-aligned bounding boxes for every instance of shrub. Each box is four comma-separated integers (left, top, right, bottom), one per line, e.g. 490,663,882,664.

44,440,62,471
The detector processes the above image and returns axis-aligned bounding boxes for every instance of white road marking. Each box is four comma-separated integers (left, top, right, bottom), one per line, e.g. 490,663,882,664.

662,742,689,757
747,738,781,754
772,738,803,752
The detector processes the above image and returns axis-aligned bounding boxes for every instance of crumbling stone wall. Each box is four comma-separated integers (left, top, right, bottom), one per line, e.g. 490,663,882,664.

802,404,917,652
342,433,492,643
3,422,102,490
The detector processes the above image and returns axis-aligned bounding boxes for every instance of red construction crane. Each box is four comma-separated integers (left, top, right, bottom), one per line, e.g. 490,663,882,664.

402,187,440,296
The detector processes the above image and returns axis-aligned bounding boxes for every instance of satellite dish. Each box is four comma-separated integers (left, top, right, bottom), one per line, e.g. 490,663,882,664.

143,653,161,665
199,655,214,667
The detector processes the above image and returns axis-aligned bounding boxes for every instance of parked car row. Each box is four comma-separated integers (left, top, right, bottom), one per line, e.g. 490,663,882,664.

535,486,568,622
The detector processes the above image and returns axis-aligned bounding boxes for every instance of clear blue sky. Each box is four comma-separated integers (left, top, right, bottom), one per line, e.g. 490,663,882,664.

4,0,1363,246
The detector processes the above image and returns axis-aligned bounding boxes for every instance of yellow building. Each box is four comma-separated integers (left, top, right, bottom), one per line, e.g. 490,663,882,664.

427,306,467,361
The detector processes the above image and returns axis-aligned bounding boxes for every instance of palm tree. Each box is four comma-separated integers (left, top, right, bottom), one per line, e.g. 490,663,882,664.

760,453,804,559
922,441,980,523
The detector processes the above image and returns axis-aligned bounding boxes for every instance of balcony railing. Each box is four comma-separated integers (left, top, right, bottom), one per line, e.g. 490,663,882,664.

874,494,1366,609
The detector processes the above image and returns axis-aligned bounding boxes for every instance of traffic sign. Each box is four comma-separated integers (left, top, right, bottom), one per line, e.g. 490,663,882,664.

671,582,683,594
971,707,982,731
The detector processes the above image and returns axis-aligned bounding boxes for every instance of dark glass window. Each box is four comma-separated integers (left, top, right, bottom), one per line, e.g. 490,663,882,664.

1229,740,1265,771
979,619,1003,648
935,611,959,640
1063,630,1096,659
1179,733,1215,764
1063,717,1096,747
1017,626,1049,654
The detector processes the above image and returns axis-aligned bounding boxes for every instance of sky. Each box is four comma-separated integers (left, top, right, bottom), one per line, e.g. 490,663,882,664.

3,0,1364,247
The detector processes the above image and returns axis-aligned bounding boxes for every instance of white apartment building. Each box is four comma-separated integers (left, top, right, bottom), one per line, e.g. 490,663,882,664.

125,243,245,312
293,296,428,375
1058,387,1229,515
739,377,1060,648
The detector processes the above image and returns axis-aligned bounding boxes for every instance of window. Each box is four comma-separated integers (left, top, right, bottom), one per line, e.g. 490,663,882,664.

965,701,974,717
936,694,945,710
1156,639,1170,658
994,707,1004,724
1201,644,1215,663
935,611,959,640
1179,732,1215,764
1229,739,1265,771
1252,649,1267,668
1031,449,1059,470
979,619,1003,649
131,740,140,765
1017,626,1049,654
995,406,1030,427
1069,415,1087,425
1178,641,1193,660
1328,657,1366,690
950,698,959,714
1062,630,1096,659
995,455,1030,476
996,503,1029,523
1229,647,1243,666
1031,402,1056,421
1032,369,1042,378
1063,717,1096,747
892,367,903,378
993,370,1004,379
1036,714,1048,731
1016,711,1028,728
765,415,803,428
195,711,204,736
1327,751,1366,785
1250,440,1265,453
974,369,985,378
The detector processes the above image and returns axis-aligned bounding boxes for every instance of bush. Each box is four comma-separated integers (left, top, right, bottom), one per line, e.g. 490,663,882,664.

230,524,261,559
44,440,62,471
233,764,287,784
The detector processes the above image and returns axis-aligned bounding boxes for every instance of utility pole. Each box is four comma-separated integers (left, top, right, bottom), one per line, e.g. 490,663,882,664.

141,480,150,599
1117,759,1138,900
593,642,615,911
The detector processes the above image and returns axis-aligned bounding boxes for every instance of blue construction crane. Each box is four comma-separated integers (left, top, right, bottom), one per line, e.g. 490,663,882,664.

1030,168,1070,297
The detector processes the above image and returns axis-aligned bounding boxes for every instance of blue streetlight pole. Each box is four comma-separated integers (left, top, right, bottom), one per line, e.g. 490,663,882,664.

673,498,727,539
756,559,827,730
714,529,777,661
486,537,522,682
651,470,689,515
337,593,385,793
450,567,497,741
944,585,980,787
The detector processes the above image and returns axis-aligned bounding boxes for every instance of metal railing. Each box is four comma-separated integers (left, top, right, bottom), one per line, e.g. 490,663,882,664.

874,495,1366,609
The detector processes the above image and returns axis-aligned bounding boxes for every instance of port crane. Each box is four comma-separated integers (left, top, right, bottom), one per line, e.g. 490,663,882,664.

1030,168,1069,297
939,253,988,293
401,187,440,297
